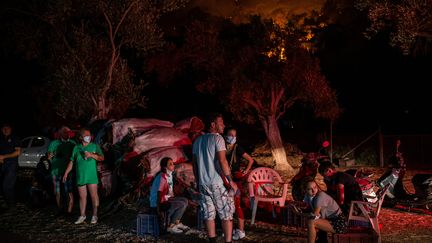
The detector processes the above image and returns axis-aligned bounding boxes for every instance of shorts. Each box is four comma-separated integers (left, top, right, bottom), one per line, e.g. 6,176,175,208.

328,213,348,234
52,174,73,194
199,184,235,221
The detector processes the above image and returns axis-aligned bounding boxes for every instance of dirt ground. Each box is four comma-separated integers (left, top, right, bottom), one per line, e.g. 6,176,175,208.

1,166,432,242
346,167,432,243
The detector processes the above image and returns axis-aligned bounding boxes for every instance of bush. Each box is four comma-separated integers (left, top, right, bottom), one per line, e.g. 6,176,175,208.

357,148,378,166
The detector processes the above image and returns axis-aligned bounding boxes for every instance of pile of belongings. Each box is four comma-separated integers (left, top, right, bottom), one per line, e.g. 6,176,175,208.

94,117,204,201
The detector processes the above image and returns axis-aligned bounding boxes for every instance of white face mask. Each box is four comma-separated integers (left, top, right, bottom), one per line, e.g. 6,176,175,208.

83,135,91,143
225,135,236,145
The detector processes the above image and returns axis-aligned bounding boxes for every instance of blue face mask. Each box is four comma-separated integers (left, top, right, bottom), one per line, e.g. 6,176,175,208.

225,136,236,145
83,136,91,143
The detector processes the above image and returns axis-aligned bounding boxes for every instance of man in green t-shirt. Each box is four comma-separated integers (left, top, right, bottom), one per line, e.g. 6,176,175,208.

48,126,76,215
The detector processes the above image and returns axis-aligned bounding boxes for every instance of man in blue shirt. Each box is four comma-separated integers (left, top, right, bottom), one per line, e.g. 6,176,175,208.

192,113,237,243
0,123,21,209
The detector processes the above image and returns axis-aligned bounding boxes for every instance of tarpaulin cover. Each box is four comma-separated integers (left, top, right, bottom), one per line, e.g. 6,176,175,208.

174,116,204,133
112,118,174,144
134,127,191,154
144,146,188,177
174,162,196,188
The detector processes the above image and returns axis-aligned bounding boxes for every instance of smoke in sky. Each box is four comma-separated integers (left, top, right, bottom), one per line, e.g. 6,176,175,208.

191,0,325,24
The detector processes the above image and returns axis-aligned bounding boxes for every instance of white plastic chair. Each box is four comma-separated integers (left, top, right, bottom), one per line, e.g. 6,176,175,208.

247,167,288,224
346,184,390,243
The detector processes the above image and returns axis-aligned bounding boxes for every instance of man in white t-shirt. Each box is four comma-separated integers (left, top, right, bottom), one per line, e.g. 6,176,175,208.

192,113,237,243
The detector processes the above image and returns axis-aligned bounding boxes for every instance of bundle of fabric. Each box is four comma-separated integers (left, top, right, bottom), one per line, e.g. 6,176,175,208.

102,117,204,202
134,127,192,154
144,146,188,178
111,118,174,144
175,117,205,142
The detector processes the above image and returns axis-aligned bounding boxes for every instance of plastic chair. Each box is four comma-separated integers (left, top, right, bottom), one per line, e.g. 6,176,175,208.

247,167,288,224
342,184,390,243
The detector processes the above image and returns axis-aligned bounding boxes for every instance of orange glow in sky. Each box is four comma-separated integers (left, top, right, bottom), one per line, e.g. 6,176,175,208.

192,0,325,25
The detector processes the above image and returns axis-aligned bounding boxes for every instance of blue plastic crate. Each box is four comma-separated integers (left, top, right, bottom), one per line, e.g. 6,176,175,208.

137,213,160,237
348,220,371,228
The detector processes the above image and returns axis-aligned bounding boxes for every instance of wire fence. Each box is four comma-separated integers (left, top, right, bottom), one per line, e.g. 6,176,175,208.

332,132,432,169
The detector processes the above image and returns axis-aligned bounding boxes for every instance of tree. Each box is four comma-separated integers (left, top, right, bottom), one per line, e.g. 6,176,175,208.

1,0,188,123
150,16,339,173
357,0,432,55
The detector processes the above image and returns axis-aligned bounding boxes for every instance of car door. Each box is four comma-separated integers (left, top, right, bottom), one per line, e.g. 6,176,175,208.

18,137,33,168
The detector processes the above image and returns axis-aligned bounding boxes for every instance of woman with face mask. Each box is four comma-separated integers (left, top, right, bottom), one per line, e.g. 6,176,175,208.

63,127,104,225
149,157,190,234
224,127,255,240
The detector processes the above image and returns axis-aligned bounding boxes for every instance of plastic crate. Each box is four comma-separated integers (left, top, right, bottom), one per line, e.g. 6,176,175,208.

282,204,308,228
137,213,160,237
348,220,371,228
332,231,377,243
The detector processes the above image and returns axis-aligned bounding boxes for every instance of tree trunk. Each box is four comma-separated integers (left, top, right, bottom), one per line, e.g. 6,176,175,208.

96,46,117,120
260,115,293,174
96,96,109,120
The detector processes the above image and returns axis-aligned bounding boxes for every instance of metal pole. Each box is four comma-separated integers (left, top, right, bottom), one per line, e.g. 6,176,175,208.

342,129,379,159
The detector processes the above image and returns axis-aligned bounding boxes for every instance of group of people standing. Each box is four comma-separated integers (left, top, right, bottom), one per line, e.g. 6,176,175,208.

2,115,365,243
0,123,104,225
50,126,104,224
191,113,254,243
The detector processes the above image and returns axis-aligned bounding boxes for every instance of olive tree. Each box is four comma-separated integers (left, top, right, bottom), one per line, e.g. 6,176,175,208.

150,16,339,173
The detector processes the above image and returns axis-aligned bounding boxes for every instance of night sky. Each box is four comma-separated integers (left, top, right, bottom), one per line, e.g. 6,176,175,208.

1,0,431,139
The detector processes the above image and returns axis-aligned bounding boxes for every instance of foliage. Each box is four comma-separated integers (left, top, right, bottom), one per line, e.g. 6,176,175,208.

333,145,377,166
1,0,188,123
357,0,432,55
357,147,378,166
147,14,339,171
182,15,340,124
332,145,353,160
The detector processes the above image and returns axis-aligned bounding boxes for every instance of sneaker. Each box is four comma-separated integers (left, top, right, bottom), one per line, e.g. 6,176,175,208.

232,229,246,240
74,216,86,224
90,216,98,224
176,222,190,231
166,225,183,234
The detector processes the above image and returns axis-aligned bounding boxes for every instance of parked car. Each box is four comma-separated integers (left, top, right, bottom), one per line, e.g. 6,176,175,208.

18,136,51,168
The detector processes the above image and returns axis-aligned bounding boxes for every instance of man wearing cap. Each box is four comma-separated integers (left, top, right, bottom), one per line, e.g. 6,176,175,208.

0,123,21,209
48,126,76,215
